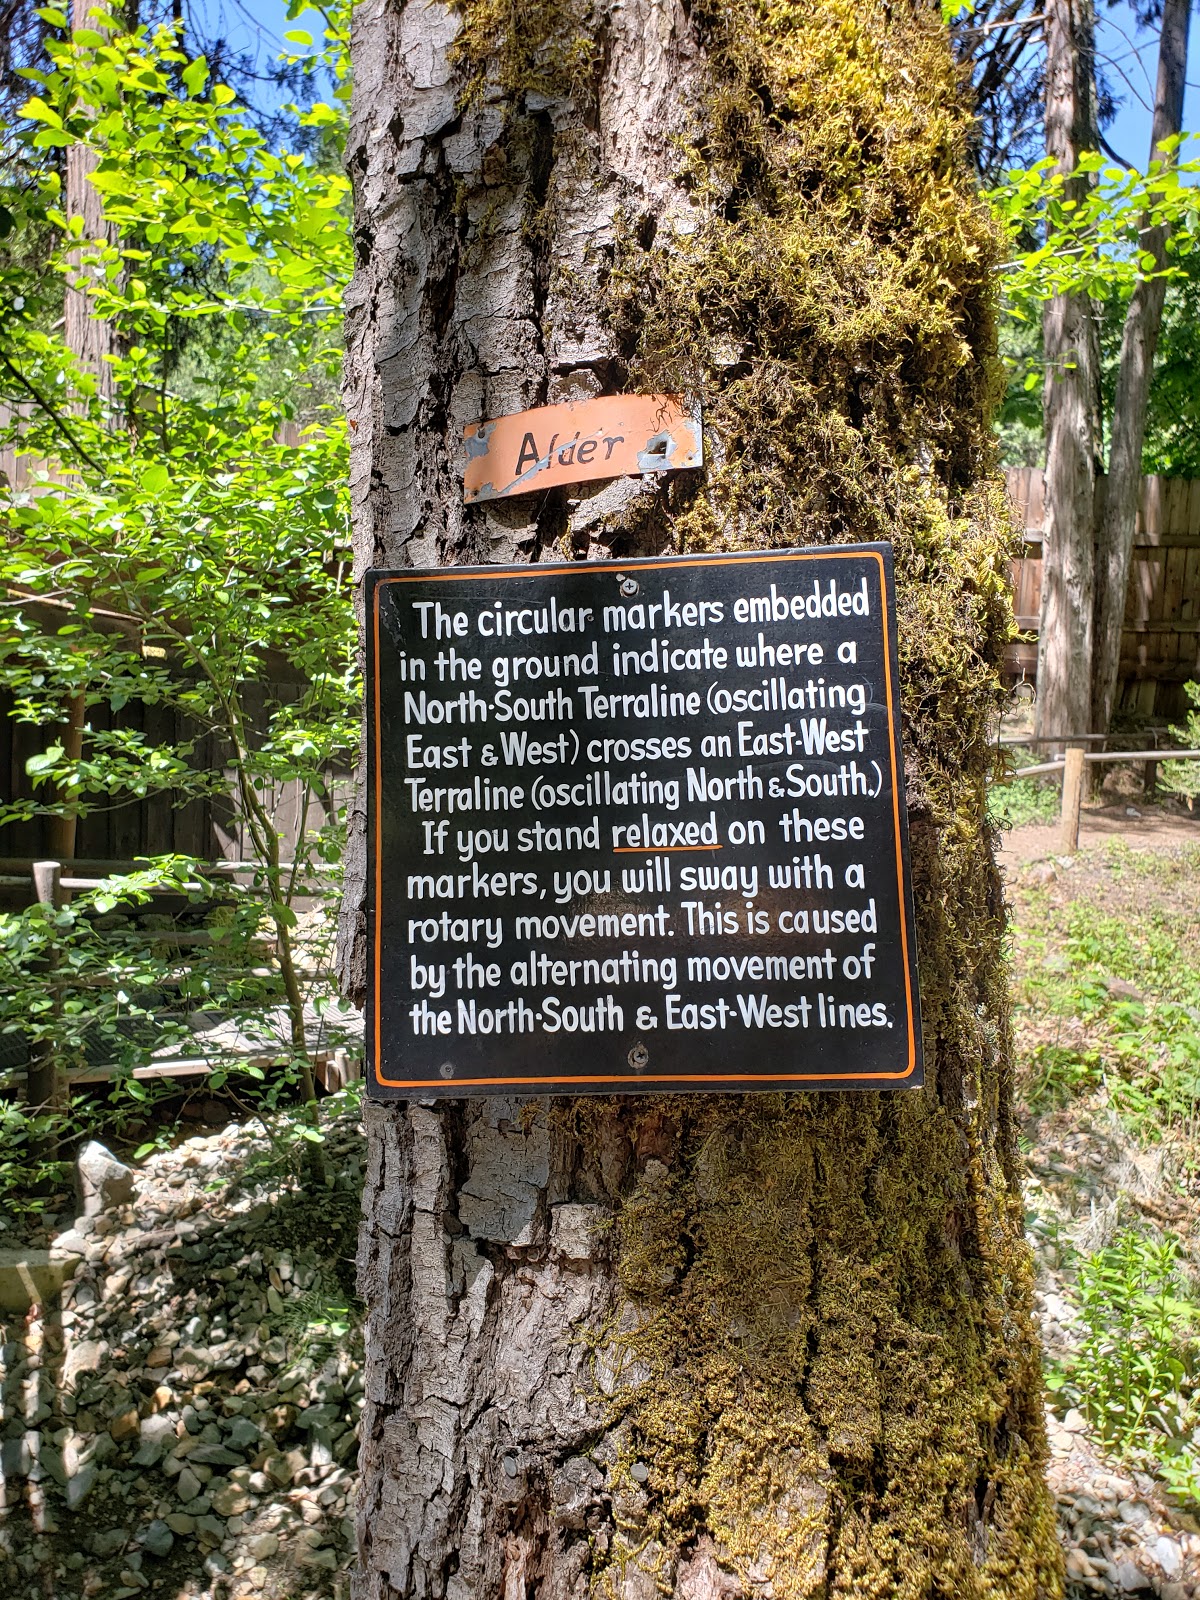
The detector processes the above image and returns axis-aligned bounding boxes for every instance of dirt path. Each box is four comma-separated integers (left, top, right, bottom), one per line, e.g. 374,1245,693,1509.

997,803,1200,867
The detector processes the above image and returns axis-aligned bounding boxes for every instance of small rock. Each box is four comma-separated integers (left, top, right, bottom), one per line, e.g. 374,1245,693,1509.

65,1463,97,1510
1113,1559,1153,1592
110,1408,140,1442
297,1403,341,1432
164,1514,195,1535
145,1347,172,1369
209,1483,250,1517
298,1547,338,1571
176,1466,202,1504
247,1533,279,1560
263,1451,298,1487
1119,1502,1151,1527
77,1142,137,1216
1062,1408,1088,1433
1154,1537,1183,1578
1105,977,1142,1002
187,1443,242,1466
141,1521,174,1559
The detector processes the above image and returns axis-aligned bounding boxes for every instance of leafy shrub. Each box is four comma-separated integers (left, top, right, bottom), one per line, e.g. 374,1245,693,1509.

989,774,1061,827
1161,682,1200,805
1052,1231,1200,1500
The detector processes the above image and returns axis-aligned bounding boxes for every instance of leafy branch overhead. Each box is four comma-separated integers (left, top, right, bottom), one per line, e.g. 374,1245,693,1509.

991,141,1200,312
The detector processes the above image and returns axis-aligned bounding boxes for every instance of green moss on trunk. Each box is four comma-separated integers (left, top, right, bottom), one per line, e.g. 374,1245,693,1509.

444,0,1061,1592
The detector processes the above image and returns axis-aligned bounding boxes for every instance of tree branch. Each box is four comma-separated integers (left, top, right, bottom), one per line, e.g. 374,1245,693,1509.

0,350,107,476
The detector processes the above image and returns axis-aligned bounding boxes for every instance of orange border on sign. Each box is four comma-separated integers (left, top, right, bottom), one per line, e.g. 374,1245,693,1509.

369,551,918,1091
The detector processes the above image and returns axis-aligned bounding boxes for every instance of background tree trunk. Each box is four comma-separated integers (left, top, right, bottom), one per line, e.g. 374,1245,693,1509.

1036,0,1100,746
342,0,1062,1594
63,0,118,409
50,0,120,865
1091,0,1190,736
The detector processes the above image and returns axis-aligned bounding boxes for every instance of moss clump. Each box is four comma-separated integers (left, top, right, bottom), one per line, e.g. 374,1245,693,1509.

450,0,598,106
588,1095,1059,1598
608,0,1005,555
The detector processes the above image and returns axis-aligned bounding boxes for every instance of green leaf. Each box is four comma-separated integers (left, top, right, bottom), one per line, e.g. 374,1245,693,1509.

25,746,64,777
181,57,209,97
284,29,313,45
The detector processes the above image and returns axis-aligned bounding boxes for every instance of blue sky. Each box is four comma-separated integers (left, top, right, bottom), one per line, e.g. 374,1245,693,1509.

1099,0,1200,168
189,0,1195,170
187,0,328,90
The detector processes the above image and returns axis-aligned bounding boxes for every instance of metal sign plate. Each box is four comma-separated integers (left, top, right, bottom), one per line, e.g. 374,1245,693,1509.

366,545,922,1096
462,395,702,503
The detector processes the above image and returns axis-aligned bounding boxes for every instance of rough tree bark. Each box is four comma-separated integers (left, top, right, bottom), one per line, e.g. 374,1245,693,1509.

1036,0,1101,746
64,0,118,409
1091,0,1190,736
341,0,1062,1595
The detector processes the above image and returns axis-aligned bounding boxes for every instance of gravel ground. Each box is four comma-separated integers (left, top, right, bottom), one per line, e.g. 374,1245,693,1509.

0,1115,364,1599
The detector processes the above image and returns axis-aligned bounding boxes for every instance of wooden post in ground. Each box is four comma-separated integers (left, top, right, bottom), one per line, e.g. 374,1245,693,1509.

1060,744,1086,854
28,861,67,1187
27,861,66,1113
46,691,86,864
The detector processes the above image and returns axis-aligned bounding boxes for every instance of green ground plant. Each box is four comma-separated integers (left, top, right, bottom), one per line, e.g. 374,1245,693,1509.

989,775,1061,828
1012,843,1200,1504
1051,1231,1200,1502
1162,683,1200,806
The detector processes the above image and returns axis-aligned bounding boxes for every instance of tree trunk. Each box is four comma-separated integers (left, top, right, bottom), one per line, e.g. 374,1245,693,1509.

342,0,1062,1595
64,0,118,406
1036,0,1100,746
1091,0,1190,736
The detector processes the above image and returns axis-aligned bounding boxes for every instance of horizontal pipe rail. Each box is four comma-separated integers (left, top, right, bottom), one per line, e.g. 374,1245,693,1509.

996,749,1200,781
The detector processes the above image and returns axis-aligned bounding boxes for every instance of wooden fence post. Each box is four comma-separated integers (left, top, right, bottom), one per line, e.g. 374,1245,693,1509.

27,861,67,1125
1059,745,1086,855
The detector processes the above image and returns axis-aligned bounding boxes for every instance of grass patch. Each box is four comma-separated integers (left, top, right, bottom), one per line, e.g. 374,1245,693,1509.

989,774,1061,828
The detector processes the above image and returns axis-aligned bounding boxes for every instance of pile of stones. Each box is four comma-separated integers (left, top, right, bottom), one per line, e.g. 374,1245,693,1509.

1046,1403,1200,1598
0,1115,364,1600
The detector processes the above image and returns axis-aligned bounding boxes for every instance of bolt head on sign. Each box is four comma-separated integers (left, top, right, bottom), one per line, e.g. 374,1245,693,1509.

366,544,923,1097
462,394,703,503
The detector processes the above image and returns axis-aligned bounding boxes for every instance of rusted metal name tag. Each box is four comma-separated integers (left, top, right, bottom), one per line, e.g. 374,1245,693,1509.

463,394,702,503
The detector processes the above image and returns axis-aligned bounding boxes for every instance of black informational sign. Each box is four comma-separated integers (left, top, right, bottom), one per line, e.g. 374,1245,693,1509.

366,546,922,1096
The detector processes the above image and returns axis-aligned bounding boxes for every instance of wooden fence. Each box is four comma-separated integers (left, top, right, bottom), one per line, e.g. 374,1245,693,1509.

0,675,348,881
1005,467,1200,719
